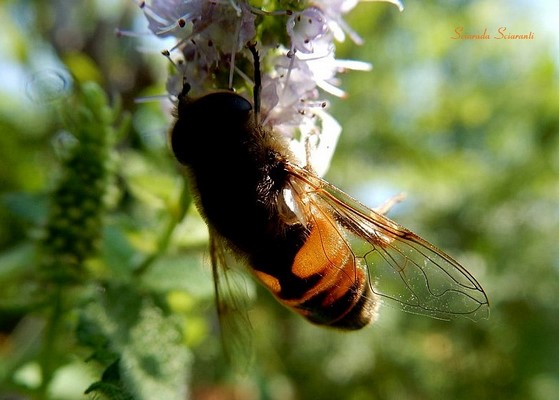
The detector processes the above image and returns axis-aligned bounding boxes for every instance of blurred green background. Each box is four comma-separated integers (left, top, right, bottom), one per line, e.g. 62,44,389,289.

0,0,558,399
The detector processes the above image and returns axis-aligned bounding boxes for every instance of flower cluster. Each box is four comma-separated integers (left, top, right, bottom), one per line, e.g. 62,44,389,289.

133,0,403,176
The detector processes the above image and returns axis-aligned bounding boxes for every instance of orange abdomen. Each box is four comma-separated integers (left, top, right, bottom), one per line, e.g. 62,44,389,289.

254,211,379,329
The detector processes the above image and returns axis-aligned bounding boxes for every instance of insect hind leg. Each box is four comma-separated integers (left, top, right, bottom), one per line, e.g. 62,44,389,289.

373,193,406,215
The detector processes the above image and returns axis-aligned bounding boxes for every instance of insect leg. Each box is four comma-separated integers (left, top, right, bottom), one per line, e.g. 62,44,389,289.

373,193,406,216
247,41,262,124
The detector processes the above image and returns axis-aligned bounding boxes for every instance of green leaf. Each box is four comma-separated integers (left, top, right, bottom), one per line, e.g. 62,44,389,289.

81,284,192,400
119,305,191,400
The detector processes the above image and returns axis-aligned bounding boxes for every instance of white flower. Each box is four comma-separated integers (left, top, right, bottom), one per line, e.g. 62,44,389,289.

258,49,347,173
142,0,256,53
311,0,404,44
131,0,402,175
138,0,201,38
286,7,331,54
289,108,342,177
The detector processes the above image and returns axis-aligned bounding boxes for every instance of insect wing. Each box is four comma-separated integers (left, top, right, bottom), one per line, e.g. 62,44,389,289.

286,162,489,321
209,233,254,370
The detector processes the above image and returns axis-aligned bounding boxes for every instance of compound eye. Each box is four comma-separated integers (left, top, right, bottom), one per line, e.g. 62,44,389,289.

226,93,252,114
199,92,252,122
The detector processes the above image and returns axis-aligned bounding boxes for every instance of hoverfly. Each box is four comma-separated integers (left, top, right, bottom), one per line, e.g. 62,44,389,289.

170,44,489,339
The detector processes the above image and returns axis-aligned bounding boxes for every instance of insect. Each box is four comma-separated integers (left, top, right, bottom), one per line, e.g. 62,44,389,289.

170,44,489,334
